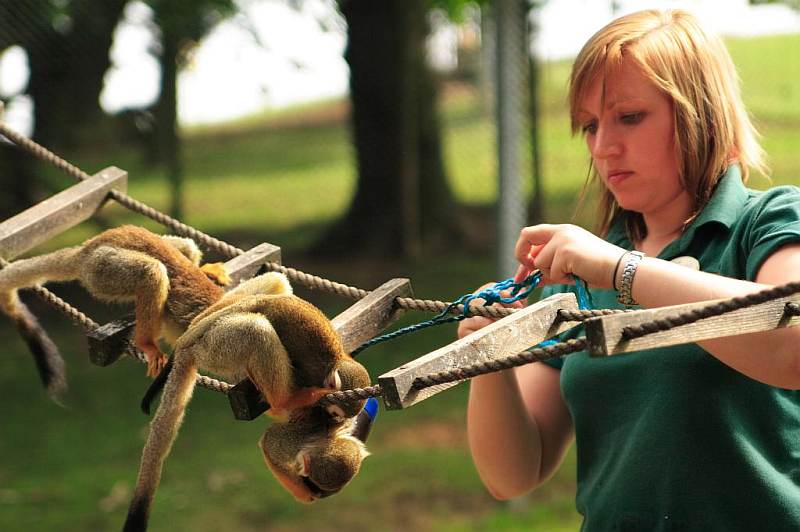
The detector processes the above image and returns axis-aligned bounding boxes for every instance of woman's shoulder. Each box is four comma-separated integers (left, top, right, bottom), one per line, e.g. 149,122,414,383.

745,182,800,204
742,183,800,223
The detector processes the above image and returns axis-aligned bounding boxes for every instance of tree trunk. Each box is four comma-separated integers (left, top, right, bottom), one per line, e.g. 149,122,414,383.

25,0,127,149
154,27,184,220
0,0,126,219
318,0,459,258
527,55,544,224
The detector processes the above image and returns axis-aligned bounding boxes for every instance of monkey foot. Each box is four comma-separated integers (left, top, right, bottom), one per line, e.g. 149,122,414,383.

145,354,167,378
201,263,232,286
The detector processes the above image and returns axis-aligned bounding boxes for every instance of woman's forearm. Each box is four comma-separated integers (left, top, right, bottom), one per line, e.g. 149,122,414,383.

467,370,544,499
631,257,800,389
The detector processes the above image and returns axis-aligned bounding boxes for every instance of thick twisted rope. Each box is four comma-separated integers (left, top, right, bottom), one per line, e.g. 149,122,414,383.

412,338,587,390
0,122,244,259
317,338,588,408
621,280,800,340
557,308,628,321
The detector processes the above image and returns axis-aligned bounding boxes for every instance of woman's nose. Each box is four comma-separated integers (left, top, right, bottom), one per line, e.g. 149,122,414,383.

592,125,623,160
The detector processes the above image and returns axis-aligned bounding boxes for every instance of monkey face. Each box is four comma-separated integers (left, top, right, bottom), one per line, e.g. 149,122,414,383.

259,413,369,503
295,434,367,496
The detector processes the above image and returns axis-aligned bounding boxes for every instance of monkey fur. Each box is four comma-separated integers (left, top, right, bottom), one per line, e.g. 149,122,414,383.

0,225,236,386
123,285,372,531
260,407,370,503
141,293,370,420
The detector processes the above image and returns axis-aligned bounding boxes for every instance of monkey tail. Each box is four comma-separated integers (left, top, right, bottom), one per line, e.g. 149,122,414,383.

140,357,174,415
124,349,198,532
13,302,67,399
0,247,80,400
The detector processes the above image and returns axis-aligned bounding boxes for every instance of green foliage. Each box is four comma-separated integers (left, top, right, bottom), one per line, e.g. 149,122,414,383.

750,0,800,10
431,0,485,22
146,0,236,39
430,0,547,22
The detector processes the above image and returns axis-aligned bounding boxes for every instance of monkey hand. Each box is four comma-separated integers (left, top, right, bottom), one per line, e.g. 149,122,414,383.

200,262,232,286
137,341,167,378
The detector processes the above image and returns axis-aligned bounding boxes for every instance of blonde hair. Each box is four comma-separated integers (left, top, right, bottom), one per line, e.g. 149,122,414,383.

569,9,767,240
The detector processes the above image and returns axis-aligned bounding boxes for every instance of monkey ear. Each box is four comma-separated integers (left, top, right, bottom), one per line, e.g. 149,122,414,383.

325,404,347,421
296,450,310,477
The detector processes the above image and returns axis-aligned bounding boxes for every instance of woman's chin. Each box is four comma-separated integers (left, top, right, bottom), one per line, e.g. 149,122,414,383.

613,197,644,213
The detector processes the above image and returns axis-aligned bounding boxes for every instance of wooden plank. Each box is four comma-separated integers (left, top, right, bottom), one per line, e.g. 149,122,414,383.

585,295,800,356
0,167,128,260
332,278,413,354
378,293,579,410
87,314,137,366
229,278,413,420
87,242,282,367
228,378,269,421
223,243,281,286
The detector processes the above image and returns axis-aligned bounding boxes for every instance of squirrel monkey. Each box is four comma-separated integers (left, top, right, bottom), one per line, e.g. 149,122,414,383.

260,407,371,503
0,225,231,383
123,290,371,531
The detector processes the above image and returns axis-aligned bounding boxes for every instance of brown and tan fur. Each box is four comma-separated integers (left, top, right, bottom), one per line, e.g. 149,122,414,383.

260,408,370,503
0,225,230,380
123,292,371,531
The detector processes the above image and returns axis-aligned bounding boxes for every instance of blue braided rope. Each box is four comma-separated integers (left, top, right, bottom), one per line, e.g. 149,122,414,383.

572,274,593,310
350,272,594,357
350,272,543,357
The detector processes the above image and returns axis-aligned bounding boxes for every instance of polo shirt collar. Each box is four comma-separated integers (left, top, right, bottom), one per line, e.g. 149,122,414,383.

605,165,749,259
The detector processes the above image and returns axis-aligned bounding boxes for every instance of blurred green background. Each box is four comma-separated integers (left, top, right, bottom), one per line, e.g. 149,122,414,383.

1,1,799,530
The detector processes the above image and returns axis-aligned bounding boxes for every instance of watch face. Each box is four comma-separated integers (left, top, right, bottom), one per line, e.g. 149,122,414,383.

671,255,700,270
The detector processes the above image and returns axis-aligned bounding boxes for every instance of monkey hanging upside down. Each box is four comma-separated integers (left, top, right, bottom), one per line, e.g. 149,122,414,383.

123,274,372,531
0,225,374,529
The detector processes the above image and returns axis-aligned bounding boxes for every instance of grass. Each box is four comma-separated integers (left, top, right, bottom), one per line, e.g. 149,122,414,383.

1,32,799,531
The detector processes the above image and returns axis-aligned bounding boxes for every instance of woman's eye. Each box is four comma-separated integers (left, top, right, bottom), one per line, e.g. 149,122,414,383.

581,121,597,135
620,112,644,124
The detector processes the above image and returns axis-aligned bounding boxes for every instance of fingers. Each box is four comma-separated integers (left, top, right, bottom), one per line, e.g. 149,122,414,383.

515,225,558,268
457,316,494,339
536,244,575,285
513,264,529,284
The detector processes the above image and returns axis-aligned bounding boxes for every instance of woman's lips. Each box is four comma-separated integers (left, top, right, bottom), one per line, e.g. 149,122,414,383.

607,171,633,186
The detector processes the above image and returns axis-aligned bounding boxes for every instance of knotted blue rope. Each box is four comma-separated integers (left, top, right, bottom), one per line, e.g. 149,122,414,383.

350,271,594,357
350,271,543,356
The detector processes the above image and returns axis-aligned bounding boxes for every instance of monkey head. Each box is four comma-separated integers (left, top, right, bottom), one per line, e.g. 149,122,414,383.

323,357,372,421
260,408,371,503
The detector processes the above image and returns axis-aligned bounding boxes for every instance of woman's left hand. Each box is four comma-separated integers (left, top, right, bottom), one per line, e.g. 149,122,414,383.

513,224,627,289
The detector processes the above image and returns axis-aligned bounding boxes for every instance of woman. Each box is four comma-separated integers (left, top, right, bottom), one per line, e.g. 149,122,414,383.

463,9,800,531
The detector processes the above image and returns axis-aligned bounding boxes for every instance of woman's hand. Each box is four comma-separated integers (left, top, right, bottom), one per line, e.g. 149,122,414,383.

457,283,526,339
513,224,626,289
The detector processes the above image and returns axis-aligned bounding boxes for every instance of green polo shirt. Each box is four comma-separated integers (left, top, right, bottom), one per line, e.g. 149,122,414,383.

541,166,800,531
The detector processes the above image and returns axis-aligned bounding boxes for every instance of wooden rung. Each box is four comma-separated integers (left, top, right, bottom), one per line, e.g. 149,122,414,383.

229,277,413,420
0,167,128,261
228,378,269,421
223,243,281,286
87,314,137,366
585,295,800,356
378,292,579,410
332,278,413,354
86,242,282,367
